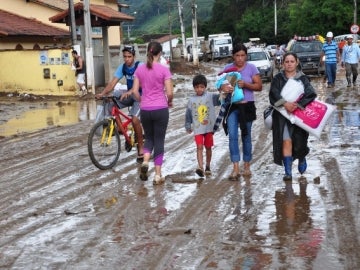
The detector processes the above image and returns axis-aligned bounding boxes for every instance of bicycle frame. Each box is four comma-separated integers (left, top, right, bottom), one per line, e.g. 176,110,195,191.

111,102,133,145
88,96,137,170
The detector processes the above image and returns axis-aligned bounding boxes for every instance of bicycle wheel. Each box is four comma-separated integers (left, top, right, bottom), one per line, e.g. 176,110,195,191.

88,119,121,170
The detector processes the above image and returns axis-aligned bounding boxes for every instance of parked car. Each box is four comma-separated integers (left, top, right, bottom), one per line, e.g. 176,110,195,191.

265,44,277,56
247,47,274,82
288,39,325,75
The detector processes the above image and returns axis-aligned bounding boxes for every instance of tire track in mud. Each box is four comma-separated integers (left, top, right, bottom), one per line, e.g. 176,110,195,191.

112,98,279,268
3,74,359,268
321,156,360,268
0,80,276,269
0,122,139,258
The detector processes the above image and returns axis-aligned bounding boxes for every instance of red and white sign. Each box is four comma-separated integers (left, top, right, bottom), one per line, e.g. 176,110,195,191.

350,24,359,34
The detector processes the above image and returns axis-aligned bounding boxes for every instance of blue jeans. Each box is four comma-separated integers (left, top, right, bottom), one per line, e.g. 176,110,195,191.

227,109,253,163
325,62,337,85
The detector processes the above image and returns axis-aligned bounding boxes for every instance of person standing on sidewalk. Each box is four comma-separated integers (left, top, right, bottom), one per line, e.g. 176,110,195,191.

129,41,173,185
71,50,87,96
320,31,340,88
341,34,360,87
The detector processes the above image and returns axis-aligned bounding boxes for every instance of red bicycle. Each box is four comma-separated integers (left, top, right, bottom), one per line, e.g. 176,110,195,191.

88,96,136,170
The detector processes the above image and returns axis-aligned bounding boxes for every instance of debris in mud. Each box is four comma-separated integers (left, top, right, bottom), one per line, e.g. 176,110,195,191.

159,227,193,236
64,208,92,215
105,196,118,208
314,176,321,184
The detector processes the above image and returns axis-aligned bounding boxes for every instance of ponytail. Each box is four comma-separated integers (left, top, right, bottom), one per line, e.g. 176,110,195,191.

146,41,163,69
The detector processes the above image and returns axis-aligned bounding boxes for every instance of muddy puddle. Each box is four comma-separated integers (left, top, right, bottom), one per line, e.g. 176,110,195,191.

0,99,97,137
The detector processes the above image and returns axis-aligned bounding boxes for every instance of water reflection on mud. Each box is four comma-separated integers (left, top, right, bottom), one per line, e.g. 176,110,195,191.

0,100,97,137
329,109,360,146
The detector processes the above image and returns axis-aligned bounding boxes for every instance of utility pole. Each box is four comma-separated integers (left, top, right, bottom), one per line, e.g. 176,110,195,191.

354,0,357,25
168,4,173,61
83,0,95,93
68,0,77,45
191,0,199,66
274,0,277,36
178,0,187,59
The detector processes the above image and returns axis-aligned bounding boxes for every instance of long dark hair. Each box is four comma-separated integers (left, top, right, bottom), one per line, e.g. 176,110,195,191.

232,43,248,55
146,41,162,69
283,51,299,62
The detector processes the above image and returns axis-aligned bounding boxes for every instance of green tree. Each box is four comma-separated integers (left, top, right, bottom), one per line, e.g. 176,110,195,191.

200,0,356,45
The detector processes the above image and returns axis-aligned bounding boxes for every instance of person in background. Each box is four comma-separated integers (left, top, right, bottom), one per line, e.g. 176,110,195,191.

72,50,87,96
274,44,285,70
338,38,347,55
127,41,173,185
185,74,220,177
96,45,144,164
341,34,360,87
315,33,325,43
320,31,340,88
218,43,263,180
269,52,317,181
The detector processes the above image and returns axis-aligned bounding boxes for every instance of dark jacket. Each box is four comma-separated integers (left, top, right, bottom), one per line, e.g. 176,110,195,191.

269,71,317,166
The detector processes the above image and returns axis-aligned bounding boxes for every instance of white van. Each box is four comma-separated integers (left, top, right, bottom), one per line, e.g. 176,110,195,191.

334,34,359,43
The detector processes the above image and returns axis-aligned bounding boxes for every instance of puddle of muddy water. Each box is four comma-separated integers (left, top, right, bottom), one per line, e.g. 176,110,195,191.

0,100,97,137
328,109,360,146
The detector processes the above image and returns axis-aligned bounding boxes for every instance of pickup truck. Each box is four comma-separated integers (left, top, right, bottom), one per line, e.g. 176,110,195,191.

289,40,325,75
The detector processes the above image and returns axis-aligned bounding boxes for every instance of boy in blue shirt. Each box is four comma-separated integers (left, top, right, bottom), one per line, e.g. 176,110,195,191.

96,45,144,163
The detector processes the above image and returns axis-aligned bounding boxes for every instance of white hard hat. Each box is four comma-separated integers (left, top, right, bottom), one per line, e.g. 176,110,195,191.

347,34,354,39
326,31,333,38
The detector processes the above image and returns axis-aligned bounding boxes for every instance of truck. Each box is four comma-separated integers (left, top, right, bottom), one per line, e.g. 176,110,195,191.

288,37,325,75
185,36,205,61
208,33,233,60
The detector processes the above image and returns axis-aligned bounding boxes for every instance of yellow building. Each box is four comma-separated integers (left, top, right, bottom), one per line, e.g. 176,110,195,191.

1,0,125,46
0,0,134,95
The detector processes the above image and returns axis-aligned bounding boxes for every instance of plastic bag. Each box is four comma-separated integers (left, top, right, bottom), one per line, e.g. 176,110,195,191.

263,105,273,130
215,71,244,103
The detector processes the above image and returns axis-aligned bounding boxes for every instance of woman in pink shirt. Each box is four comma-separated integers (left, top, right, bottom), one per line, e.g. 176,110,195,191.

131,41,173,184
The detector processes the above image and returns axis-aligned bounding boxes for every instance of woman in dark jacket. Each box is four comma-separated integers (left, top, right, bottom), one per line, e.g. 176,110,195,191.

269,52,317,181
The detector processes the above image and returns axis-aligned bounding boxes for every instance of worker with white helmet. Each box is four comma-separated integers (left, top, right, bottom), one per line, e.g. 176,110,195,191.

320,31,340,88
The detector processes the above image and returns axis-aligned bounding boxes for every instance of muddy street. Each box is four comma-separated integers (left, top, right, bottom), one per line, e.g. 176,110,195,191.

0,64,360,269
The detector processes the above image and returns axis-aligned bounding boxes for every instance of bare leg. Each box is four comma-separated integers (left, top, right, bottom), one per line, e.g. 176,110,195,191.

132,116,144,156
205,147,211,169
197,144,204,170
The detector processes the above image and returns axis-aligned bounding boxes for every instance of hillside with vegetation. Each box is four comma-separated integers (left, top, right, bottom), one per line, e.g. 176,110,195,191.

122,0,214,40
123,0,357,45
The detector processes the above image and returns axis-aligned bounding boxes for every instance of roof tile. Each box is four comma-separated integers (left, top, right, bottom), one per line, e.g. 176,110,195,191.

49,2,134,25
0,9,69,37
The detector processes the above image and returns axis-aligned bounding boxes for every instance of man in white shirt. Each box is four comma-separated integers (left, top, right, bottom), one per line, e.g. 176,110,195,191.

341,34,360,87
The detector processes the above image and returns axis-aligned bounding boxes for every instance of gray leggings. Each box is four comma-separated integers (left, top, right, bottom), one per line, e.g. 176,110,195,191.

345,62,358,82
140,108,169,165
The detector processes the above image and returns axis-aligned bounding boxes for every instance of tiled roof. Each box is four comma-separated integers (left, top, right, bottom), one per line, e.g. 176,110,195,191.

29,0,69,11
0,9,70,37
49,2,134,26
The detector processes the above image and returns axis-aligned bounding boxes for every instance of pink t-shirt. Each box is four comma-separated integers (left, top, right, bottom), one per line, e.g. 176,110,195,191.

134,62,172,110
